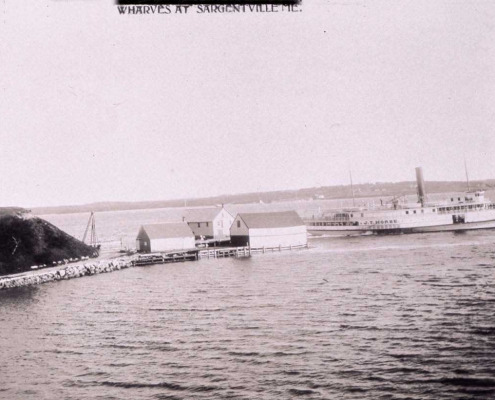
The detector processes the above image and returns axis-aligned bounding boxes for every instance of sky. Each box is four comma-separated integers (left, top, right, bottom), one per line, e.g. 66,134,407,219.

1,0,495,207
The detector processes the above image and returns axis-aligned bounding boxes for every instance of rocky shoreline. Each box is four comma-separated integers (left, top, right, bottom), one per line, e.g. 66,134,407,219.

0,257,133,290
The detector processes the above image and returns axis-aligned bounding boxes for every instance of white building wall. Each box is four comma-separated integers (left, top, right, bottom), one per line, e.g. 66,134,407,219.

187,209,234,239
213,209,235,239
248,226,307,248
183,236,196,249
151,237,195,252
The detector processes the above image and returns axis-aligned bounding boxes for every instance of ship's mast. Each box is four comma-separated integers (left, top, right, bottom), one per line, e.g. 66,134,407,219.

349,170,356,207
464,159,471,192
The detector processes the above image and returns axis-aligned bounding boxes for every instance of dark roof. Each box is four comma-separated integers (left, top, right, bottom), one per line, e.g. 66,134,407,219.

238,211,304,229
183,207,230,222
139,223,194,239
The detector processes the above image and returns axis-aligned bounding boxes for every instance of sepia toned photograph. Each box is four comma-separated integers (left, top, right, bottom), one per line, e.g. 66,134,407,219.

1,0,495,399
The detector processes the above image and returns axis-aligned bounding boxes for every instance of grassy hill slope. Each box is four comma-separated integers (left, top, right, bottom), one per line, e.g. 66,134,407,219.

0,214,96,276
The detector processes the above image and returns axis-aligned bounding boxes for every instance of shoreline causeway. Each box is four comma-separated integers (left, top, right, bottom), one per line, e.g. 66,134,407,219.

0,257,133,291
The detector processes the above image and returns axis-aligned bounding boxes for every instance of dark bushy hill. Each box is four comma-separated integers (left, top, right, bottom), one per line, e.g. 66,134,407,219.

0,214,96,276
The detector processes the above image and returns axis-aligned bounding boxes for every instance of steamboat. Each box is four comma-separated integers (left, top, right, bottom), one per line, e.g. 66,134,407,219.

306,167,495,236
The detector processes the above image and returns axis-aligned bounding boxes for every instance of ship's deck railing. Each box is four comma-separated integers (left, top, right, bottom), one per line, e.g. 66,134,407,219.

309,216,352,222
307,220,359,227
436,202,495,214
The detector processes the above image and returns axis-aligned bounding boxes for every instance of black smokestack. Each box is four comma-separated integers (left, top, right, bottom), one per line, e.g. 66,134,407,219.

415,167,426,206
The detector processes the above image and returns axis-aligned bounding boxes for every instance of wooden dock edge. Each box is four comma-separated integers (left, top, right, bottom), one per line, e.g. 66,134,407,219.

197,243,309,259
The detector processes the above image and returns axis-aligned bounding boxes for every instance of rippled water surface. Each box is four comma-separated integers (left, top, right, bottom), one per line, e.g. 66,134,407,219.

2,229,495,399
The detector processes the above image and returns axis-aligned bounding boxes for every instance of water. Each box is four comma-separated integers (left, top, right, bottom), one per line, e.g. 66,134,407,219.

1,211,495,399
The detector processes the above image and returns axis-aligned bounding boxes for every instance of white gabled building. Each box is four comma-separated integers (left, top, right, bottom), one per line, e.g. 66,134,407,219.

230,211,307,248
136,223,195,253
183,207,234,241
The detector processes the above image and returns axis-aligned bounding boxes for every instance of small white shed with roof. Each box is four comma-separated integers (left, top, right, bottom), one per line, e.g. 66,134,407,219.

183,207,234,240
230,211,307,248
136,223,195,253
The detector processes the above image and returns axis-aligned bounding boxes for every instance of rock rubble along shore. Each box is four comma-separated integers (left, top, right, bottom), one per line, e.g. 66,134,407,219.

0,258,133,290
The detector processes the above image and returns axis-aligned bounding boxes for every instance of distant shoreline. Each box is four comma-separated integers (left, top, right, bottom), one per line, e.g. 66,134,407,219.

30,179,495,216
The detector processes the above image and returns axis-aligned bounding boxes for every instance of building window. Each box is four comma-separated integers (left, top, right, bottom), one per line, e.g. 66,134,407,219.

406,211,409,214
237,220,241,228
206,222,209,227
413,210,416,214
198,223,201,228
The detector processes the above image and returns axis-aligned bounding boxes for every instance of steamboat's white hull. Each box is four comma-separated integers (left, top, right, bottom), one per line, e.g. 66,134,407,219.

308,220,495,236
409,219,495,233
307,208,495,236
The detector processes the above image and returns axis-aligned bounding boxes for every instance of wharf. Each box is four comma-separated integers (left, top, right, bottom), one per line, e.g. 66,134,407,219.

198,244,308,259
133,250,198,266
133,244,309,266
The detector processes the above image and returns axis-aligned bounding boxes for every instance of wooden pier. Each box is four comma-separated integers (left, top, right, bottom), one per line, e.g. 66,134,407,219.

132,251,198,266
132,244,308,266
198,244,308,259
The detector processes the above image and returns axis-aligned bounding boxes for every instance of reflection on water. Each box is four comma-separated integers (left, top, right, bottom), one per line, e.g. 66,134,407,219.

1,212,495,399
0,285,40,308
